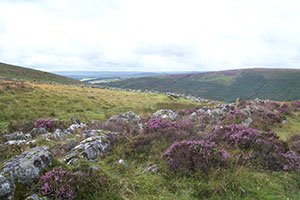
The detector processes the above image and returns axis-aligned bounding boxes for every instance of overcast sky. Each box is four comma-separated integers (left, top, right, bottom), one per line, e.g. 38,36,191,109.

1,0,300,71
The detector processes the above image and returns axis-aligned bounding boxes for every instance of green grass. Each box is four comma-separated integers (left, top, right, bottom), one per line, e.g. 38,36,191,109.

86,134,300,200
0,80,199,133
0,62,80,84
274,112,300,140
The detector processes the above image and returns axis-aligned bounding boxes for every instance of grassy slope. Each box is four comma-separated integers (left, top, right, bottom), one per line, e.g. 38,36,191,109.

101,68,300,102
0,62,80,84
0,67,300,199
96,133,300,200
275,112,300,141
0,80,198,133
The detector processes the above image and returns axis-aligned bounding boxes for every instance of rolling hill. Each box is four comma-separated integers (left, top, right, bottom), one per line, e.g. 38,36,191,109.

0,62,80,84
100,68,300,102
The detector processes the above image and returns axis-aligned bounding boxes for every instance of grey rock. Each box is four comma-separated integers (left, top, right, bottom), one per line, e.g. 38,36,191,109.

52,129,70,140
153,109,178,120
63,139,79,152
1,146,52,185
64,135,110,164
242,118,253,127
65,123,86,134
105,111,144,133
71,116,81,125
188,112,197,120
146,165,158,173
4,140,36,147
82,129,103,138
25,194,48,200
2,131,26,141
0,173,14,199
29,128,49,137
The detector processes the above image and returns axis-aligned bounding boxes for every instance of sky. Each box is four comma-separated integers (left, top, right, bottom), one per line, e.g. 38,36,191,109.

1,0,300,72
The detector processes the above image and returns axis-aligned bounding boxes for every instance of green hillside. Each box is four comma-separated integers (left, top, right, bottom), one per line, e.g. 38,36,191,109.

0,62,80,84
101,68,300,102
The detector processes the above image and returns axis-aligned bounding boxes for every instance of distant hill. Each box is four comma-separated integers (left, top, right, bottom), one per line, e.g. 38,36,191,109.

0,62,80,84
100,68,300,102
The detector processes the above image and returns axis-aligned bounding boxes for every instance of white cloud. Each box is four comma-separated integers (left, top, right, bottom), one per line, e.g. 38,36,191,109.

0,0,300,71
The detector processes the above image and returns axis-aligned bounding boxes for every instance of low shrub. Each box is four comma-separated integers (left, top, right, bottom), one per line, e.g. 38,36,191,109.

38,167,76,200
207,125,299,171
34,118,54,131
163,140,229,174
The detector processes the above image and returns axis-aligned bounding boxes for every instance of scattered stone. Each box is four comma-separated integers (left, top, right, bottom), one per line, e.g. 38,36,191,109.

1,146,52,185
71,116,81,125
188,112,197,120
63,139,79,153
0,173,14,199
65,123,86,134
25,194,48,200
4,140,36,147
153,109,178,120
52,129,70,140
25,133,32,139
118,159,126,165
282,120,288,125
29,128,49,137
146,165,158,173
105,111,144,133
64,135,110,164
82,129,103,138
2,131,26,141
242,118,253,127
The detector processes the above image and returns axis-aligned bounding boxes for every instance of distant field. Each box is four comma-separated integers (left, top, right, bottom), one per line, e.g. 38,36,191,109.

0,80,199,133
0,62,80,84
101,68,300,102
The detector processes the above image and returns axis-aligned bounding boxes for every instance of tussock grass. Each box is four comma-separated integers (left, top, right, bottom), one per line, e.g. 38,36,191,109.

0,80,198,133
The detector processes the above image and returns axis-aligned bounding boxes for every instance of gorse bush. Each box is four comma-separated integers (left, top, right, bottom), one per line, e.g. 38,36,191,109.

163,140,229,174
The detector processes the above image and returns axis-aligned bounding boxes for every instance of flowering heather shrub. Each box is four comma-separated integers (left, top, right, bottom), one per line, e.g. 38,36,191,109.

282,151,300,171
38,167,76,200
146,118,175,130
288,134,300,155
178,108,198,116
34,118,54,130
291,101,300,111
163,140,228,174
146,118,193,132
207,125,300,171
208,125,259,150
224,109,248,124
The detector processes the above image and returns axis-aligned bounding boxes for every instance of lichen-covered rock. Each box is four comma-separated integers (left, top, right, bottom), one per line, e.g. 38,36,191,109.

29,128,49,137
2,131,26,141
64,135,110,164
146,165,158,173
71,116,81,125
65,123,86,134
51,129,71,140
82,129,104,138
1,146,52,185
242,117,253,127
25,194,48,200
0,173,14,199
153,109,178,120
4,140,36,147
104,111,144,134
